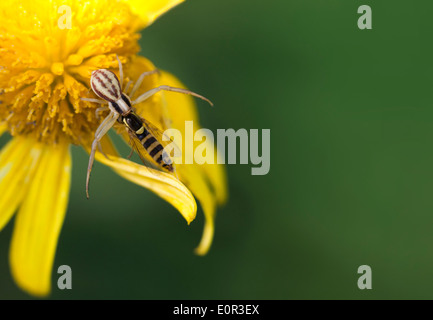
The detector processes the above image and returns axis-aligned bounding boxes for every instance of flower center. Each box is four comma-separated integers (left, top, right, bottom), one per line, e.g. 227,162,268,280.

0,0,143,145
51,63,64,76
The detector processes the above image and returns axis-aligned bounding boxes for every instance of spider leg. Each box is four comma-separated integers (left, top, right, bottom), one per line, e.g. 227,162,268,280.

129,69,160,99
94,111,115,136
116,54,124,90
124,80,133,95
81,97,108,104
97,141,110,160
86,111,119,198
132,85,213,106
95,106,109,120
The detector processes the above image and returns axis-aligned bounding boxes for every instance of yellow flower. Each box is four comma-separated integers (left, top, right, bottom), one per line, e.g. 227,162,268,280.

0,0,226,297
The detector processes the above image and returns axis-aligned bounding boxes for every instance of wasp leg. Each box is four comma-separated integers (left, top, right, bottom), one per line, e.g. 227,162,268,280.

129,69,160,99
127,148,134,159
86,111,119,199
132,85,213,106
125,128,137,159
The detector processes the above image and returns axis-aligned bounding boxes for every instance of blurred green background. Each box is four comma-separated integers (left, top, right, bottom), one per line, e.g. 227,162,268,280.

1,0,433,299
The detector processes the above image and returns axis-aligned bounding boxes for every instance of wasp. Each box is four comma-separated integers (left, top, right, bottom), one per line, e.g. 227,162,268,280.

82,56,213,198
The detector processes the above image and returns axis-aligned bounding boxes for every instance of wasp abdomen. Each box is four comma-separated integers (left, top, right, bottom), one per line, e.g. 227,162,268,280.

137,130,173,172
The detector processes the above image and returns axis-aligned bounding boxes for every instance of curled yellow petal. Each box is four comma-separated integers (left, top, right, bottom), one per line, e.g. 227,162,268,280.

178,164,216,255
159,71,227,203
202,154,228,206
9,140,71,297
158,71,228,255
122,0,184,28
96,137,197,224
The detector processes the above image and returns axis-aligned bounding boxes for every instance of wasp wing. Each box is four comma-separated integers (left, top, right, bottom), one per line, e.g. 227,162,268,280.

125,120,177,173
125,128,162,171
140,118,172,144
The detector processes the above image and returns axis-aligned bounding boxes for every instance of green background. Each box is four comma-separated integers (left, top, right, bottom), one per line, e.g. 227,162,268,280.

1,0,433,299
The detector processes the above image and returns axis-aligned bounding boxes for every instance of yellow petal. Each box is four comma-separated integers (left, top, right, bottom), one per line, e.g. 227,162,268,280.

157,71,228,255
159,71,227,204
0,137,43,231
177,164,216,255
95,137,197,224
202,156,228,206
125,56,164,127
159,72,199,123
10,141,71,297
122,0,184,28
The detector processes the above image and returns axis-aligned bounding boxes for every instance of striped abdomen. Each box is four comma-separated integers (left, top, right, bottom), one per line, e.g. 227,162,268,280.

124,113,173,172
90,69,122,102
137,130,173,171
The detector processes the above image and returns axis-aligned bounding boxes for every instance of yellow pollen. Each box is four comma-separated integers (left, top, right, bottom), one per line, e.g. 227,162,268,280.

0,0,145,145
66,54,83,66
51,63,64,76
